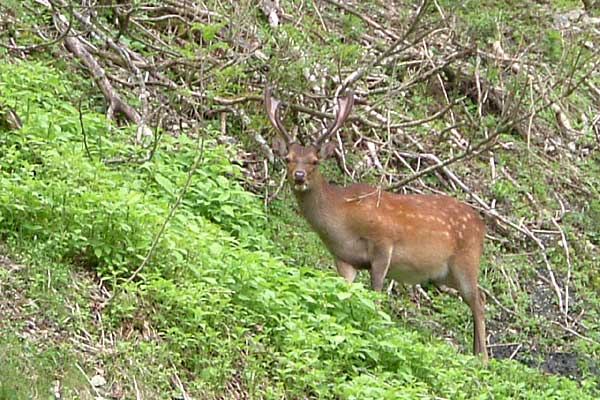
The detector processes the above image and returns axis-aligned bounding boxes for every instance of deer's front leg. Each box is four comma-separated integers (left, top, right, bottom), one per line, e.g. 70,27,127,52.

335,259,357,284
369,244,394,292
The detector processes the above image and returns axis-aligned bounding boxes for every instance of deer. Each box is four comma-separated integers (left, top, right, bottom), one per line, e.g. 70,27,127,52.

265,87,488,362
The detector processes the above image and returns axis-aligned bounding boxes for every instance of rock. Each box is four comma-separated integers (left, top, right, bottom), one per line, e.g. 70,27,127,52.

90,375,107,387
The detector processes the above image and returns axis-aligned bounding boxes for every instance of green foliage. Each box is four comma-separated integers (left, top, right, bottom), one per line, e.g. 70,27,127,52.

0,334,88,399
550,0,588,10
0,62,264,280
213,64,248,95
466,12,500,43
257,9,366,95
191,21,227,42
1,59,598,398
340,13,366,40
543,29,564,62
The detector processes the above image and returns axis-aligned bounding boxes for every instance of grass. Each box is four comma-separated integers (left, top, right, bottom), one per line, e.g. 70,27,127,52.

0,249,93,399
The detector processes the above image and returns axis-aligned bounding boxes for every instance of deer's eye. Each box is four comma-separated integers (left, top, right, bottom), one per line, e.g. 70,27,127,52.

284,155,291,162
311,160,319,165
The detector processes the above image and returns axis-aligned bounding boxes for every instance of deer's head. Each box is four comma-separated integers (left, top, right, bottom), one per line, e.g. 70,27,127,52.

265,87,354,192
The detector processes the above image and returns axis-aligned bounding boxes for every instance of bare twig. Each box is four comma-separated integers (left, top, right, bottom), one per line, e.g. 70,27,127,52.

388,129,501,190
330,0,431,94
551,216,573,318
112,136,205,295
78,99,92,160
0,2,73,51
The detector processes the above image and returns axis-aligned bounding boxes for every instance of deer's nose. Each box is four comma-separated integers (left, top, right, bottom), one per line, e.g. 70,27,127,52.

294,170,306,182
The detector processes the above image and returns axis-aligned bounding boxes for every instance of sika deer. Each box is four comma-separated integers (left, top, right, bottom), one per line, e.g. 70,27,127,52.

265,87,488,361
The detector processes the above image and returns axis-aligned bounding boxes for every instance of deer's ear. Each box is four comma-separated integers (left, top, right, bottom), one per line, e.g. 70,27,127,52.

273,136,288,157
319,141,337,160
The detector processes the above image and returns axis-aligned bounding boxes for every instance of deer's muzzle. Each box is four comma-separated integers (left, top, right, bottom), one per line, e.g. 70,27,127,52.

293,170,306,183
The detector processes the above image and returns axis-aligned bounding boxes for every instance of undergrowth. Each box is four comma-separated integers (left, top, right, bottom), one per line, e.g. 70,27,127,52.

0,60,598,399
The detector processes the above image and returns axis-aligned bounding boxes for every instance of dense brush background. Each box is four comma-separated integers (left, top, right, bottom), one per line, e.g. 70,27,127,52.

0,0,598,398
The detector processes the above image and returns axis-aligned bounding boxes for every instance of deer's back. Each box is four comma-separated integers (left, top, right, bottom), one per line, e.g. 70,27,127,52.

333,185,485,282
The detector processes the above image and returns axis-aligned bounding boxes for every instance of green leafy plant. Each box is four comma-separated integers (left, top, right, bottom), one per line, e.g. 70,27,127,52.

1,41,599,400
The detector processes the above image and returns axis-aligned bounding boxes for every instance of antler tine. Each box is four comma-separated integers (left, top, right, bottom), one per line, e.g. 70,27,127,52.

264,86,293,144
315,90,355,146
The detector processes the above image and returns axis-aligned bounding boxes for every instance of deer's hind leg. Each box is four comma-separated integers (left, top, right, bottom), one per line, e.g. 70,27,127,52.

442,253,488,362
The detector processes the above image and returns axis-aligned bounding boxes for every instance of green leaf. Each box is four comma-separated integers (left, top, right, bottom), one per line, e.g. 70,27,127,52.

94,248,103,258
155,173,175,195
336,291,353,301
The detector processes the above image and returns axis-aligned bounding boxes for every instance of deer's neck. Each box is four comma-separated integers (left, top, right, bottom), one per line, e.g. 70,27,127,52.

293,171,371,268
294,171,339,231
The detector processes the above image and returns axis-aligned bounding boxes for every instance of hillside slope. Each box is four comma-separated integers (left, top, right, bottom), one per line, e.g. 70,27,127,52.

0,0,599,398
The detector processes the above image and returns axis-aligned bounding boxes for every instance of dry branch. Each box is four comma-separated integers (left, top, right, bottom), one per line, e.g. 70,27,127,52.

63,34,142,125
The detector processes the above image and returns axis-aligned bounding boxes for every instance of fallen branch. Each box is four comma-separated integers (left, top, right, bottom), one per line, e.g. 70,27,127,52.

62,33,142,125
387,129,501,190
